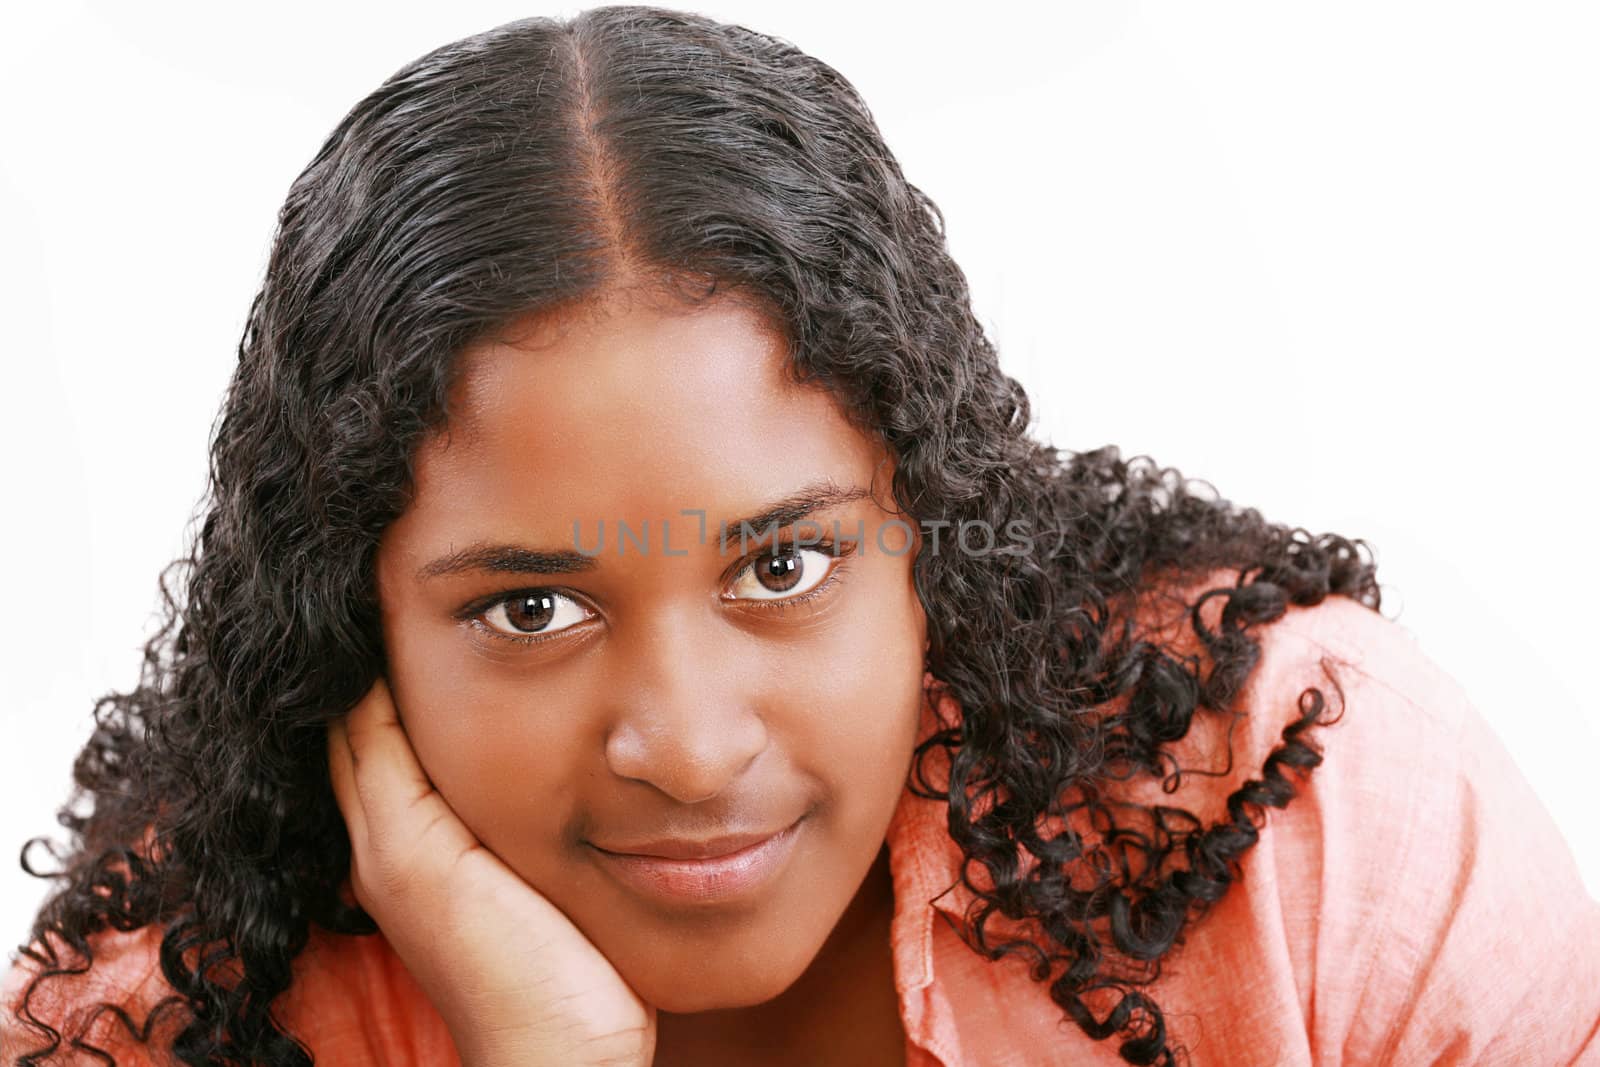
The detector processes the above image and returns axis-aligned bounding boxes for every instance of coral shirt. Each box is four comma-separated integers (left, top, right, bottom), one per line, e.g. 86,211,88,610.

6,583,1599,1065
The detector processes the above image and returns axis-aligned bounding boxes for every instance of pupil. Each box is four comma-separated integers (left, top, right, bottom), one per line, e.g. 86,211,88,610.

506,593,556,632
759,551,802,593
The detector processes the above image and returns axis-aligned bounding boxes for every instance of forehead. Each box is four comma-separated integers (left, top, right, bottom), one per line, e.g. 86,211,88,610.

403,292,885,535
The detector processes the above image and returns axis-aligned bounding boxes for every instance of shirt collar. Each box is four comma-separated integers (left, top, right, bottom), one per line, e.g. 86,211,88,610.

885,677,978,1065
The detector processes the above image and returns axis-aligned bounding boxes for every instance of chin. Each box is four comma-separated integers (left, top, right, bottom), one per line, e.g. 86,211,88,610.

646,979,785,1016
631,953,804,1015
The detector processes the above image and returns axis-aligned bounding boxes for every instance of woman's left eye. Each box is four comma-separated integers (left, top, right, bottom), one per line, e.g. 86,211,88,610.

726,542,852,604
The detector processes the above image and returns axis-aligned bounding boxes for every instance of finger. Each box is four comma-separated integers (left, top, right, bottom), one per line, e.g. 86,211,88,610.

326,715,374,912
340,675,477,864
326,715,367,855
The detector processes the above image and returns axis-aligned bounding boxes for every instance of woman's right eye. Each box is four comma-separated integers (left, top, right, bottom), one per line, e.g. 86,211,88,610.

477,590,596,643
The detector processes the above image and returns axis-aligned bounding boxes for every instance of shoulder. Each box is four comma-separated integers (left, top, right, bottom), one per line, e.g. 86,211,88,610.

2,924,182,1065
1278,595,1600,1062
1118,567,1487,811
2,923,458,1066
1108,568,1467,830
1118,568,1600,1064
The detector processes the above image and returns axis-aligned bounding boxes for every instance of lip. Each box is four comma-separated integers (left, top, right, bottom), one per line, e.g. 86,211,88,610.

594,826,794,861
590,818,805,905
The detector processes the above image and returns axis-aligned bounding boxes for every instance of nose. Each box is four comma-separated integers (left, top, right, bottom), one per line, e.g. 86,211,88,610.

602,604,769,804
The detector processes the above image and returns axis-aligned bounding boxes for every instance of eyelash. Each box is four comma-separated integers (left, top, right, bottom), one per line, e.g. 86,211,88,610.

459,536,859,648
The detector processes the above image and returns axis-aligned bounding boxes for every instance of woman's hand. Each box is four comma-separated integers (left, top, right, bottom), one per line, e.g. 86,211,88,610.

326,676,657,1067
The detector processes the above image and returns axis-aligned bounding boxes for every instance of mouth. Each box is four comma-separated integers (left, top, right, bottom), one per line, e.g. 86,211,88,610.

590,823,797,861
588,816,806,906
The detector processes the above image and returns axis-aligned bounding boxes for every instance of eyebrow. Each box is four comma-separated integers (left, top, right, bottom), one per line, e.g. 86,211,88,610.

415,479,873,582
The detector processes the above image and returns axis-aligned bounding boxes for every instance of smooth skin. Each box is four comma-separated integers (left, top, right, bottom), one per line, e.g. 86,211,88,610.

328,281,929,1065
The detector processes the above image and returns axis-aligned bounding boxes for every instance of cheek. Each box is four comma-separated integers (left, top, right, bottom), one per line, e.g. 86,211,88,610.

785,559,928,780
805,626,921,743
382,619,582,861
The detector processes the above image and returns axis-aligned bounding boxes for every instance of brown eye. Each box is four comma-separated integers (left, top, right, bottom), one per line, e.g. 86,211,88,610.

480,590,593,638
756,552,802,593
727,546,836,602
505,593,556,631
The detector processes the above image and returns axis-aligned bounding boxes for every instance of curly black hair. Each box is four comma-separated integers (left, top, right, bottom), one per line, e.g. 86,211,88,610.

6,7,1381,1065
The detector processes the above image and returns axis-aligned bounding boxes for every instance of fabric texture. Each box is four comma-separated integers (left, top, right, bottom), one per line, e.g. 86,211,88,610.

5,577,1598,1065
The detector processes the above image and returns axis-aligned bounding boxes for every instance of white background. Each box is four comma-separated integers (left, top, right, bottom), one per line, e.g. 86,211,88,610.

3,1,1596,945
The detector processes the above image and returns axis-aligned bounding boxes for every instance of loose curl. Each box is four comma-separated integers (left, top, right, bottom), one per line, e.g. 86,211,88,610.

8,7,1381,1065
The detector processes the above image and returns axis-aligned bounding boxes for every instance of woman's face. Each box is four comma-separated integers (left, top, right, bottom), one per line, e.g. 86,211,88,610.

374,287,929,1013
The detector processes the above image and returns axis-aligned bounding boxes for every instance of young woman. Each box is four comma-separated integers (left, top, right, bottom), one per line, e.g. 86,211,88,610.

4,7,1597,1066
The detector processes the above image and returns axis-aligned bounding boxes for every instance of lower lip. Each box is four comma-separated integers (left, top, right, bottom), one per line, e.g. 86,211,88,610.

591,819,805,905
